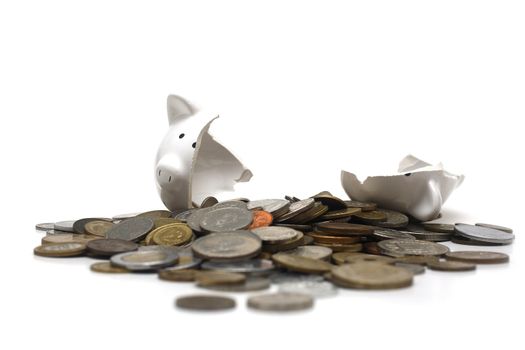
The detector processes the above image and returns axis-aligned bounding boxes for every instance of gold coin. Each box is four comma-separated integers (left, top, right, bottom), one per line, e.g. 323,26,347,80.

158,269,201,282
154,218,183,229
34,243,86,257
196,271,246,286
331,262,413,289
272,253,333,274
90,262,129,273
151,223,193,246
84,220,114,237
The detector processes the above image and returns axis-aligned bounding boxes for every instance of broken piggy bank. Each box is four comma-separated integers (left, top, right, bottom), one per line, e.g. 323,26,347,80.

155,95,253,212
341,155,465,222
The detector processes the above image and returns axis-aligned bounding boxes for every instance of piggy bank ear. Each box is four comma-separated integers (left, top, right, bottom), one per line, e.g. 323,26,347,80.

167,95,194,125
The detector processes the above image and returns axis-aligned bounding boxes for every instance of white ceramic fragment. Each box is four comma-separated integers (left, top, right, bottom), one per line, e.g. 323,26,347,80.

155,95,253,212
341,155,464,222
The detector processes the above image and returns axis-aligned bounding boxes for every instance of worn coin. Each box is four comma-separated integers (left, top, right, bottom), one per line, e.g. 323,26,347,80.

112,212,139,221
272,254,333,274
84,220,115,237
404,223,452,241
278,245,333,261
191,231,262,261
251,226,300,244
173,208,197,222
319,207,362,221
212,200,248,210
374,210,409,228
427,259,476,271
157,247,202,271
176,295,236,311
196,271,246,286
279,280,338,298
475,223,513,233
276,198,315,222
261,231,304,253
199,207,253,233
315,222,374,236
90,262,129,273
445,251,509,264
35,223,55,231
41,233,99,245
378,239,450,257
200,277,271,292
331,262,413,289
201,259,274,275
153,218,183,229
372,228,416,241
106,217,154,242
308,232,361,244
158,269,200,282
248,210,273,229
422,223,456,234
86,239,139,257
450,235,503,246
455,224,514,244
352,210,388,223
343,253,395,265
34,242,86,257
332,252,370,265
72,218,109,234
200,196,219,208
151,223,193,246
289,202,329,223
247,292,314,312
394,262,426,275
314,242,363,253
345,200,377,212
269,272,324,284
312,193,347,210
185,207,214,232
111,249,179,271
247,199,290,217
136,210,172,219
54,220,76,232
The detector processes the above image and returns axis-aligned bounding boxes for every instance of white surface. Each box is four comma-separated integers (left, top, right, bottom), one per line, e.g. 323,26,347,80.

1,1,524,349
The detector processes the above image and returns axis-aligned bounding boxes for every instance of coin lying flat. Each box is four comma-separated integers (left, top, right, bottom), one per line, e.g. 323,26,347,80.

200,259,274,275
186,207,214,232
136,210,172,219
150,223,193,246
195,271,246,286
191,231,262,262
308,232,361,244
405,224,452,241
73,218,109,234
176,295,236,311
315,222,374,236
111,249,179,271
275,198,315,222
378,239,450,257
372,228,416,241
84,220,115,237
200,207,253,232
352,210,388,223
247,199,290,217
35,223,55,231
427,259,476,271
249,210,273,229
251,226,300,244
319,207,362,221
394,262,426,275
374,210,409,228
90,262,129,273
278,245,333,261
173,209,197,222
34,243,86,257
272,254,333,274
345,200,377,212
455,224,515,245
422,223,456,234
342,253,395,265
111,212,139,221
279,280,338,298
247,292,314,312
445,251,509,264
54,220,76,232
41,233,99,245
158,269,201,282
475,223,513,233
331,262,413,289
86,239,138,257
106,217,154,242
201,277,271,292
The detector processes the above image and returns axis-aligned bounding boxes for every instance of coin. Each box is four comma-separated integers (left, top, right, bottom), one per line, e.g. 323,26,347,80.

173,209,197,222
278,245,333,261
312,193,347,210
90,262,129,273
151,223,193,246
200,277,271,292
331,262,413,289
35,223,55,231
308,232,361,244
261,231,304,253
450,235,503,246
34,242,86,257
374,210,409,228
84,220,115,237
158,269,200,282
201,259,274,275
136,210,172,219
247,292,314,312
445,251,509,264
196,271,246,286
319,207,362,221
394,262,426,275
157,247,202,270
332,252,370,265
186,207,214,232
251,226,300,245
199,207,253,233
404,224,453,241
269,271,325,284
274,223,312,232
455,224,514,245
352,210,388,223
279,280,338,298
212,200,249,209
372,228,416,241
427,259,476,272
422,223,456,234
106,217,154,242
289,202,329,223
72,218,109,234
112,212,139,221
86,239,139,257
378,239,450,257
315,222,374,236
176,295,236,311
275,198,315,222
111,249,179,271
342,253,395,265
53,220,76,232
153,218,183,229
272,254,333,274
248,210,273,229
41,233,99,245
200,196,219,208
475,223,513,233
191,231,262,261
345,200,377,212
314,242,363,253
395,255,439,265
247,199,290,217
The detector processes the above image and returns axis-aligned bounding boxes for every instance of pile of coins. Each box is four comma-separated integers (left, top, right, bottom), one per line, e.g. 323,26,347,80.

34,191,514,312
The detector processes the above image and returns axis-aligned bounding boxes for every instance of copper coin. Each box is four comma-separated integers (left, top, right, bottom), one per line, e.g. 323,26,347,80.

195,271,246,286
90,262,129,273
319,207,362,221
427,259,476,271
445,251,509,264
175,295,236,311
249,210,274,229
272,253,333,274
158,269,201,282
307,232,361,244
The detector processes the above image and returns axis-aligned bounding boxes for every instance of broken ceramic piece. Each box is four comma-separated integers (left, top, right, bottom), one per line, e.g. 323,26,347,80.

341,155,464,222
155,95,253,212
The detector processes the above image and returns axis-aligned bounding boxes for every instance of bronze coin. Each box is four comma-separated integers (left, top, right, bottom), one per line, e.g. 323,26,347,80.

84,220,115,237
312,193,347,210
34,243,86,257
73,218,111,234
319,207,362,221
344,200,377,212
136,210,172,219
315,222,374,236
374,210,409,228
315,242,363,253
158,269,201,282
343,253,395,265
90,262,129,273
175,295,236,311
422,223,456,234
272,253,333,274
332,252,371,265
352,210,388,223
151,223,193,246
196,271,246,286
86,239,139,257
249,210,274,229
427,259,476,271
331,262,413,289
307,232,361,244
445,251,509,264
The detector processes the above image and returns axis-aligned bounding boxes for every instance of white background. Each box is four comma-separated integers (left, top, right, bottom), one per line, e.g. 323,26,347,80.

1,1,524,349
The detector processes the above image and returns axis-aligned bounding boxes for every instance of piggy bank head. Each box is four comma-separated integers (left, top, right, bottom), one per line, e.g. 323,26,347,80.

155,95,252,212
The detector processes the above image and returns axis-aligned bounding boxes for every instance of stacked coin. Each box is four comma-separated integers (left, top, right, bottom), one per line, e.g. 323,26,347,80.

34,194,514,312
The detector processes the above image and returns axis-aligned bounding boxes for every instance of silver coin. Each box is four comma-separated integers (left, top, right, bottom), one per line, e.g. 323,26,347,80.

378,239,450,257
247,292,314,312
172,208,197,222
251,226,301,244
111,249,179,271
105,217,154,242
157,246,202,270
475,223,513,233
111,212,140,221
186,207,214,232
200,207,253,233
405,224,452,241
374,210,409,228
247,199,290,215
269,271,325,284
278,245,332,261
275,198,315,222
201,259,275,275
455,223,515,244
278,280,338,298
372,228,416,241
191,230,262,261
35,223,55,231
199,277,271,292
54,220,76,232
212,200,248,209
394,262,426,275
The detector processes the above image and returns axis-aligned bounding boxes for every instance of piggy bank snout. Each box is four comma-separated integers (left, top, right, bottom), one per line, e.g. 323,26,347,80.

156,163,181,187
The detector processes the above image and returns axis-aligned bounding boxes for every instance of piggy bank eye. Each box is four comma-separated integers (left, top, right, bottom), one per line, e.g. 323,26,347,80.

192,142,197,149
179,133,185,139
